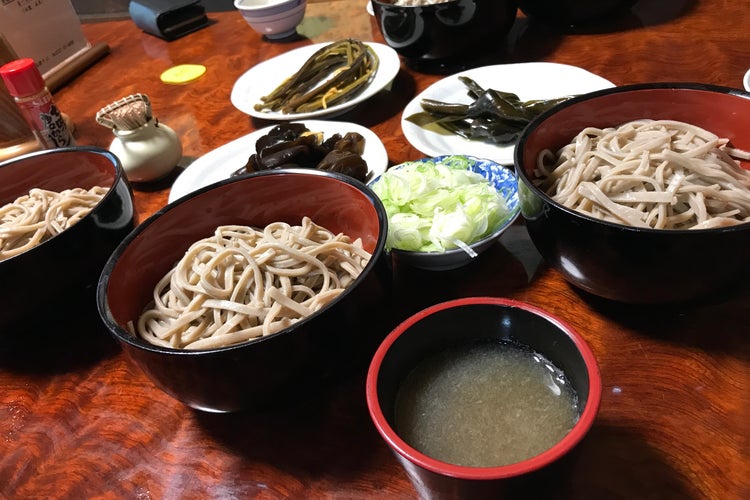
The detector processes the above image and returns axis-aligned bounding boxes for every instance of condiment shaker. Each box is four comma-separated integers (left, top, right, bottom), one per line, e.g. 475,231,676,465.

0,58,75,149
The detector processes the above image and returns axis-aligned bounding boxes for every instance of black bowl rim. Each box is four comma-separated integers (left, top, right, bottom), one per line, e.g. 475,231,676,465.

0,145,127,264
97,167,389,356
365,296,602,480
514,81,750,235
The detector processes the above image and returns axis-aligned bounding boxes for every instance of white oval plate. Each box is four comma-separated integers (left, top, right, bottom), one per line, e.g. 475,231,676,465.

231,42,400,120
401,62,615,165
744,68,750,91
168,120,389,203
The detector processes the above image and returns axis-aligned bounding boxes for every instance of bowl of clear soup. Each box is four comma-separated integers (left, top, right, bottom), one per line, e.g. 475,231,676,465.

366,297,602,499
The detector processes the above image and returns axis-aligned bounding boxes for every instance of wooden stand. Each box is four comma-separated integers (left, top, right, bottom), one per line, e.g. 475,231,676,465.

0,113,76,163
46,42,111,93
0,138,40,162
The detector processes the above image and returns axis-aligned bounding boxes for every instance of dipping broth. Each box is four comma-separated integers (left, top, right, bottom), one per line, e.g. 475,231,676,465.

394,341,580,468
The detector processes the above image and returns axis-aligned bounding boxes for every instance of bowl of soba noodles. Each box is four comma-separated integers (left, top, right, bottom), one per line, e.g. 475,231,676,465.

366,297,601,499
97,168,390,412
0,147,136,337
514,82,750,304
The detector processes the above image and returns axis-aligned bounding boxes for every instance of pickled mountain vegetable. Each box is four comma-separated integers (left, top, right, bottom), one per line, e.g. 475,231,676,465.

405,76,571,145
255,39,380,114
232,122,369,182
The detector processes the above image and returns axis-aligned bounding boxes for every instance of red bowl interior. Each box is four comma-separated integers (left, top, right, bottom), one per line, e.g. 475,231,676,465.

518,85,750,179
104,170,385,330
0,148,118,206
366,297,602,481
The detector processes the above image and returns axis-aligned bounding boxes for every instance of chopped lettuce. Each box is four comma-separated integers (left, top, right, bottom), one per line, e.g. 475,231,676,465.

371,157,510,252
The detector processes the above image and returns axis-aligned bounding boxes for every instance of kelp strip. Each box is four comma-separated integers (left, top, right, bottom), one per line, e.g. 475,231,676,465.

405,76,571,145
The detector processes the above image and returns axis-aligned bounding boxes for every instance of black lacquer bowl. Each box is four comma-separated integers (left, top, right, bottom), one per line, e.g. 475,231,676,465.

370,0,517,71
517,0,637,26
514,83,750,304
0,147,136,335
97,169,390,412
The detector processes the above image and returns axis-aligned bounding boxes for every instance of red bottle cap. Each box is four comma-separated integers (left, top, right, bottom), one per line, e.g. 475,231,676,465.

0,58,45,98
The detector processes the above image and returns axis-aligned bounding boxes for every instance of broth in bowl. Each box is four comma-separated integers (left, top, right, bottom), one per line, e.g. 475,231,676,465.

394,340,580,468
366,297,601,499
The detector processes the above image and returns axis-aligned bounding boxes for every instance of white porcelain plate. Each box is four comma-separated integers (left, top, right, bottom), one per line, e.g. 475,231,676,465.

401,62,615,165
231,42,400,120
168,120,389,203
744,68,750,92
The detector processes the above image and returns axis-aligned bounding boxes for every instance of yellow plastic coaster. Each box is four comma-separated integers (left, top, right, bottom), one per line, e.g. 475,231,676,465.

160,64,206,85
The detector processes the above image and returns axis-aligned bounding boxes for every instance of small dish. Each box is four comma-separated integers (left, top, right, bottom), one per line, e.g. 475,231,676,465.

401,62,614,165
235,0,307,39
368,155,520,271
169,120,389,202
231,42,400,120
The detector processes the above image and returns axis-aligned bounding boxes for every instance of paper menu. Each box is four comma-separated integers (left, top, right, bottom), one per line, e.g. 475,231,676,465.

0,0,90,78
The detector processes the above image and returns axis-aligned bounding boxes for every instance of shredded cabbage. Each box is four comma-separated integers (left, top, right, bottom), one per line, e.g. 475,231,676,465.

371,157,510,252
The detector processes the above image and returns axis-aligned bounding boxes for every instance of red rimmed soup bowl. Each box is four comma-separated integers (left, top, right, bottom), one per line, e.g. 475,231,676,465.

97,169,390,413
514,83,750,304
366,297,601,499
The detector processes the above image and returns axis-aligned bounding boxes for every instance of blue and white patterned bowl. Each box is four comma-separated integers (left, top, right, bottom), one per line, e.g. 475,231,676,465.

368,155,520,271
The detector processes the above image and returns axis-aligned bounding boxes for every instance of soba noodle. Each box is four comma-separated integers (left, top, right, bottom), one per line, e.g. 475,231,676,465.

0,186,109,261
535,119,750,229
132,217,372,350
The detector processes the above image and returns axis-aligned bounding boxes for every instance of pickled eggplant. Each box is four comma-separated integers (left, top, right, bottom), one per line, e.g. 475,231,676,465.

405,76,572,145
232,123,370,182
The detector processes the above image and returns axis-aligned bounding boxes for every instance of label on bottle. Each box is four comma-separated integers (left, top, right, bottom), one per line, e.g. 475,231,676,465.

17,92,75,149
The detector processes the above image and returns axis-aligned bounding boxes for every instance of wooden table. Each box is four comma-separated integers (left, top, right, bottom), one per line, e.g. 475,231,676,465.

2,1,748,498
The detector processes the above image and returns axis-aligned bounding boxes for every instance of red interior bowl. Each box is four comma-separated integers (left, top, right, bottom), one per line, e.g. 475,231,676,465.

0,147,136,334
518,84,750,177
98,168,390,412
514,83,750,303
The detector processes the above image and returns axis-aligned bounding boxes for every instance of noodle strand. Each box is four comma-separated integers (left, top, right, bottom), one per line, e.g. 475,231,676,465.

132,217,372,350
535,119,750,229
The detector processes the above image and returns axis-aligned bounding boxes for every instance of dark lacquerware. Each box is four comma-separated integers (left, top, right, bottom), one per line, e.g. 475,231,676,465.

366,297,601,499
514,83,750,304
97,169,390,413
370,0,517,72
517,0,637,25
0,147,136,335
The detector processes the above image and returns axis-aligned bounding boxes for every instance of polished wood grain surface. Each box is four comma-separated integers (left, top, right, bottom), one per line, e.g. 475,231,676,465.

2,1,749,498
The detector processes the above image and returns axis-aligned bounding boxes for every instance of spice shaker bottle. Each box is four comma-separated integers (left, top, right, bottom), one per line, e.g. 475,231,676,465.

0,58,75,149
